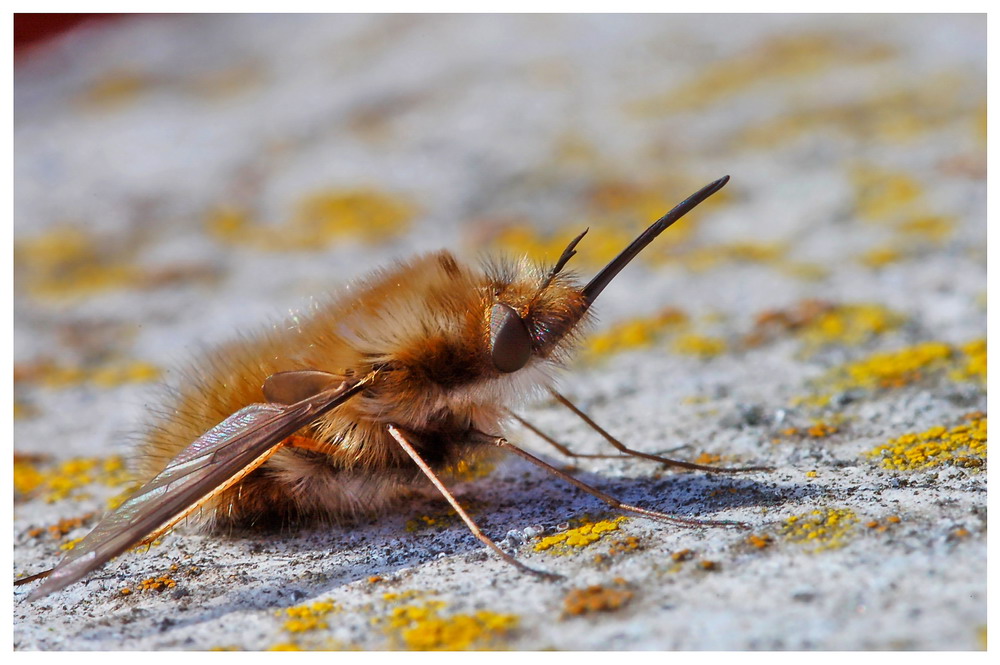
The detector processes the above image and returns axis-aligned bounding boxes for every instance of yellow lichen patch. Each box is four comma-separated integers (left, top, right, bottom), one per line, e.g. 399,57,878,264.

14,227,212,300
673,334,727,358
405,499,479,533
682,242,787,272
739,77,972,148
266,643,303,651
13,401,38,420
534,516,628,554
782,508,858,552
951,339,986,383
836,341,954,390
15,358,162,390
138,576,177,592
859,246,906,269
78,70,151,107
14,227,139,299
584,308,688,358
382,589,429,604
14,455,132,503
630,34,891,114
383,602,518,651
851,165,925,222
897,215,955,242
563,583,634,616
746,301,903,350
59,537,84,551
799,304,903,348
865,415,986,471
207,188,413,251
278,600,338,633
441,459,495,483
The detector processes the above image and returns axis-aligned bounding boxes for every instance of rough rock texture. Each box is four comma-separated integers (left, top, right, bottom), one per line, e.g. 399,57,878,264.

13,14,985,650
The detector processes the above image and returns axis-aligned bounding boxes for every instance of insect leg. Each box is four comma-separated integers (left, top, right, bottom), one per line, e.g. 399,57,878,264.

506,409,627,460
386,424,561,580
485,433,749,528
549,389,773,473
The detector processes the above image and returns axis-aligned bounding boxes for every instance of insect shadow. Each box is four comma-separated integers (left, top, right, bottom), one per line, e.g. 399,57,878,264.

65,449,823,648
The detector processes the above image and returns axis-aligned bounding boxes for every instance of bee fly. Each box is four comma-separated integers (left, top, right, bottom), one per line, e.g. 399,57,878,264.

17,175,768,600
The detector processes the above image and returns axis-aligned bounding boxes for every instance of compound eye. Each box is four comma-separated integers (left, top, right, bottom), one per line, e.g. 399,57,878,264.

489,303,532,373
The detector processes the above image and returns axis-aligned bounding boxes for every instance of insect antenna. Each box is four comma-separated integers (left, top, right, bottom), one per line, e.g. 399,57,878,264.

581,175,729,309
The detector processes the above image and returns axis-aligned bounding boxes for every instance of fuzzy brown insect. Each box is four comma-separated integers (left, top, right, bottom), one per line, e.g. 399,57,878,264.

18,175,766,600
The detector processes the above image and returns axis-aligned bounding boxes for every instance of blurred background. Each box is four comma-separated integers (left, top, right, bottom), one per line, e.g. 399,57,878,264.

14,14,986,650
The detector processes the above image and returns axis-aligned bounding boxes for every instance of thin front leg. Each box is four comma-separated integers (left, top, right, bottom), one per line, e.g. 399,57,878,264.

386,425,561,580
549,389,772,474
478,431,749,529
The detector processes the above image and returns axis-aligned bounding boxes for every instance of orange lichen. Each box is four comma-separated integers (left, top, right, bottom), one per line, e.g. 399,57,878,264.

27,513,95,540
138,576,177,592
208,188,413,251
865,415,986,471
747,534,772,549
534,517,627,553
563,584,634,616
783,508,858,552
865,516,901,533
807,422,839,438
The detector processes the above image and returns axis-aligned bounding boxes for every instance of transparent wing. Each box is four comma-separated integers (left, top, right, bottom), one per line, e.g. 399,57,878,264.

25,374,369,601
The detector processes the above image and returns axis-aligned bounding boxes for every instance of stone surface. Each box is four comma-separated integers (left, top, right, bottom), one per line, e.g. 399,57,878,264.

13,14,986,650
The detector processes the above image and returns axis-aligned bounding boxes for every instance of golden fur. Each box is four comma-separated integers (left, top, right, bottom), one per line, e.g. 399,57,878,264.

140,251,590,528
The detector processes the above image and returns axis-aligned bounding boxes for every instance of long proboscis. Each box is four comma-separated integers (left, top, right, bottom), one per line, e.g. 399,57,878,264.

581,175,730,307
